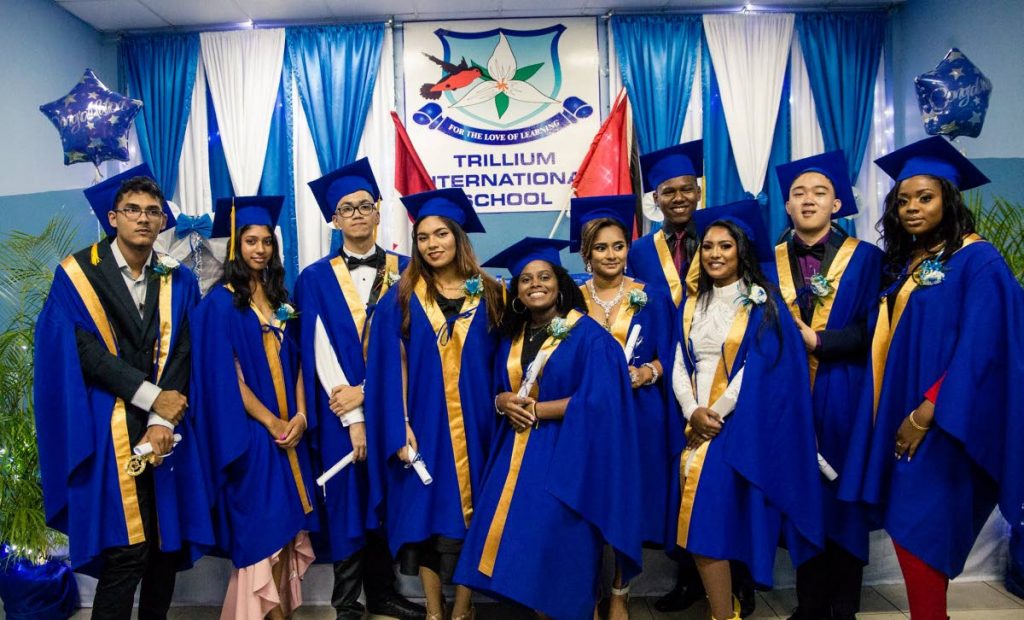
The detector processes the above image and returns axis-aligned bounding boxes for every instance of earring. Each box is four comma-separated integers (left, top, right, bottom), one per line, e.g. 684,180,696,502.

585,261,592,273
557,291,564,307
511,297,526,313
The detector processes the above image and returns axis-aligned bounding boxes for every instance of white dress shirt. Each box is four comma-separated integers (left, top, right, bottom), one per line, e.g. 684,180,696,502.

110,240,173,430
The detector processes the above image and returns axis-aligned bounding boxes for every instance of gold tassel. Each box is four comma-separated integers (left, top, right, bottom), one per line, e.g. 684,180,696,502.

229,198,236,262
90,243,100,265
372,197,381,243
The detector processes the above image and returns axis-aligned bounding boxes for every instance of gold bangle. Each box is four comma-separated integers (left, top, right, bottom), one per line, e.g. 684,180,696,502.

908,409,931,431
531,402,540,428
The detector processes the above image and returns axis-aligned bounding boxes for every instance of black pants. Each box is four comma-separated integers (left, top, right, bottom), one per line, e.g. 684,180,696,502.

332,531,400,618
795,540,864,618
91,472,180,620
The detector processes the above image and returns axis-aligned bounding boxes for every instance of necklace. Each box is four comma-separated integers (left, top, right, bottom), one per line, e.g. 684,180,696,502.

587,279,625,330
526,323,548,343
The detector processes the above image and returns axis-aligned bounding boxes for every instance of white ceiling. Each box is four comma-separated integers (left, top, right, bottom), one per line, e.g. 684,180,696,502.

56,0,898,33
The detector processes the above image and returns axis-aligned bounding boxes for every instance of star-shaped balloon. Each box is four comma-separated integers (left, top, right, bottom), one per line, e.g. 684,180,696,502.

39,69,143,167
914,48,992,140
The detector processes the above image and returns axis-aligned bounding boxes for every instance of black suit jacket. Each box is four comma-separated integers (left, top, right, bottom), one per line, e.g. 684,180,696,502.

72,239,192,444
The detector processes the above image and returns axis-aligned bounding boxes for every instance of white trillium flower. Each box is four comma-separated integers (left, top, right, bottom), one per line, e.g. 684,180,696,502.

451,34,558,110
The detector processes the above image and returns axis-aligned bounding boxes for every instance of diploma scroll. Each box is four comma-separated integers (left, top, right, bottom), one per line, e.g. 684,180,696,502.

316,450,356,490
517,351,548,399
404,447,433,485
133,433,183,457
127,433,182,477
623,325,642,362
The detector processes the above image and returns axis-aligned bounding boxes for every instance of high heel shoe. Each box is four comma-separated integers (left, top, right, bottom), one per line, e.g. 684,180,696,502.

426,600,447,620
451,606,475,620
711,595,741,620
608,584,630,620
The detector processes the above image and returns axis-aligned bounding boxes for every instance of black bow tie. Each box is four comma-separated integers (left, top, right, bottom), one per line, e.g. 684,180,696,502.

793,242,825,261
345,253,382,270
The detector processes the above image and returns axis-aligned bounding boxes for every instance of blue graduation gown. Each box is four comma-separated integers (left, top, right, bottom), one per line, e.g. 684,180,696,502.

670,292,824,586
579,280,683,547
363,279,499,554
839,237,1024,577
190,285,317,568
454,312,643,620
295,251,407,563
627,230,699,308
774,237,883,563
34,253,212,575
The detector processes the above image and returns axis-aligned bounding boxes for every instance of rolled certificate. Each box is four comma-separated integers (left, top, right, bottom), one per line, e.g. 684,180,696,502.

817,453,839,481
316,450,356,488
133,433,182,457
623,324,642,362
405,448,433,485
517,351,548,399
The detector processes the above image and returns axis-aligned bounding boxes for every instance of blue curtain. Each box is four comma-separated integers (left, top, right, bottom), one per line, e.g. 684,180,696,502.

259,59,299,290
611,15,702,154
796,12,886,185
118,33,200,194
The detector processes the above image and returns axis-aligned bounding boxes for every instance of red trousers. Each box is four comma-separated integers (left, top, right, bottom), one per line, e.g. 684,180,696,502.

893,541,949,619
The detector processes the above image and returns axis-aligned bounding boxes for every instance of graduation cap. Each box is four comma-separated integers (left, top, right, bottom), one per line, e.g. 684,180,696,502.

307,157,381,223
640,139,704,194
875,136,990,190
569,194,636,252
776,150,858,219
482,237,571,278
83,163,176,237
212,195,285,261
692,199,774,263
400,188,485,234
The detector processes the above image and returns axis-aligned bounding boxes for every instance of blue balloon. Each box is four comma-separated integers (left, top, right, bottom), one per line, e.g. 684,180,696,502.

39,68,143,167
915,48,992,140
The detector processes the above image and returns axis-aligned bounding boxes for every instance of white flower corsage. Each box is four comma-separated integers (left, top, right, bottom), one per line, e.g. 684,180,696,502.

809,273,834,299
547,317,575,341
385,270,401,287
627,289,648,312
274,303,299,323
152,255,180,278
738,284,768,307
463,275,484,299
913,258,946,286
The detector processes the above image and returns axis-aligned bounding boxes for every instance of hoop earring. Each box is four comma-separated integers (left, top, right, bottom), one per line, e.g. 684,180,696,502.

558,291,564,307
511,297,526,313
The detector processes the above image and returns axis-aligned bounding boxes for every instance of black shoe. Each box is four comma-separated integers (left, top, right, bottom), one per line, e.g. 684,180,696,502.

654,583,705,613
366,593,428,620
785,607,829,620
735,582,756,618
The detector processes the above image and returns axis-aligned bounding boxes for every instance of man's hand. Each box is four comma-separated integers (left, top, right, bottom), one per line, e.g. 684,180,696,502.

349,422,367,462
140,425,173,466
152,390,187,425
329,385,364,416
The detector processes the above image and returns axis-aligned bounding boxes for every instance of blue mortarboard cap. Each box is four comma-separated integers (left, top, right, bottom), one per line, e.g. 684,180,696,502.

692,199,773,262
482,237,570,278
776,150,858,219
212,195,285,239
569,194,636,252
307,157,381,223
400,188,485,233
640,139,704,193
875,136,989,190
83,163,176,237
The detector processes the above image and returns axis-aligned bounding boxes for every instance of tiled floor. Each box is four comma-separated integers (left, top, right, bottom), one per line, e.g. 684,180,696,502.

31,581,1022,619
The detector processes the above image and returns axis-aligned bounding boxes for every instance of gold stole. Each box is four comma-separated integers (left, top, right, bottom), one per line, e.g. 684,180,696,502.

477,309,582,576
775,236,859,386
330,253,400,359
579,279,644,345
675,295,750,546
652,230,700,306
413,277,482,527
869,234,983,420
60,249,177,545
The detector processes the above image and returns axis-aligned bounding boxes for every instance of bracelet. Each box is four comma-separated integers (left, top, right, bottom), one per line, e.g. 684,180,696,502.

908,409,931,431
641,362,659,385
494,394,505,416
531,401,540,429
294,412,307,426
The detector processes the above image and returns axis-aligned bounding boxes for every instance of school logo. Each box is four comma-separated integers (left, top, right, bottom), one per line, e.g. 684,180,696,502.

413,25,592,145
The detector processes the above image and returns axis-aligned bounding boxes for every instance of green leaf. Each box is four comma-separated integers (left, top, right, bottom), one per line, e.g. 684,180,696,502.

494,92,510,118
513,62,544,82
470,61,492,81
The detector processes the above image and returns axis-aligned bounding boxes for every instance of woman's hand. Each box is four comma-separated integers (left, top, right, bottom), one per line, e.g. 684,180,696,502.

496,391,536,431
348,422,367,462
276,414,307,449
689,407,723,446
628,365,653,389
265,416,289,442
329,385,364,416
895,400,934,461
794,317,818,353
397,422,419,463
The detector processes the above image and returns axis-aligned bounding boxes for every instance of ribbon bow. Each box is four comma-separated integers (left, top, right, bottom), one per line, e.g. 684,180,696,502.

175,213,213,239
435,308,477,346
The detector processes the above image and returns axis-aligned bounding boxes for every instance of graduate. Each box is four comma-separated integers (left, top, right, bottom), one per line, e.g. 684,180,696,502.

297,158,423,620
190,196,317,620
363,188,504,620
670,200,824,620
570,195,681,620
839,136,1024,620
454,237,643,620
628,140,703,308
772,151,883,620
34,164,212,618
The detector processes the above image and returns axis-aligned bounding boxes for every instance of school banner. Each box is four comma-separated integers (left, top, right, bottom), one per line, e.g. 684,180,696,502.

403,17,601,213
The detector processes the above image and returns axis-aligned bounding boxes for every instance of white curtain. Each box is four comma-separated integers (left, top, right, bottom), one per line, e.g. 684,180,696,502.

200,29,285,196
854,49,893,244
174,57,212,216
292,74,327,270
703,13,794,196
789,34,826,161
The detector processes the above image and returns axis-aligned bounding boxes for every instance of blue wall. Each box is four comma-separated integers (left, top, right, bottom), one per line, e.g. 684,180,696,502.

890,0,1024,206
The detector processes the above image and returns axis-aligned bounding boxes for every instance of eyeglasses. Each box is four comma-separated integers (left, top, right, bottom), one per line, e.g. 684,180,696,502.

115,206,165,220
335,202,376,218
